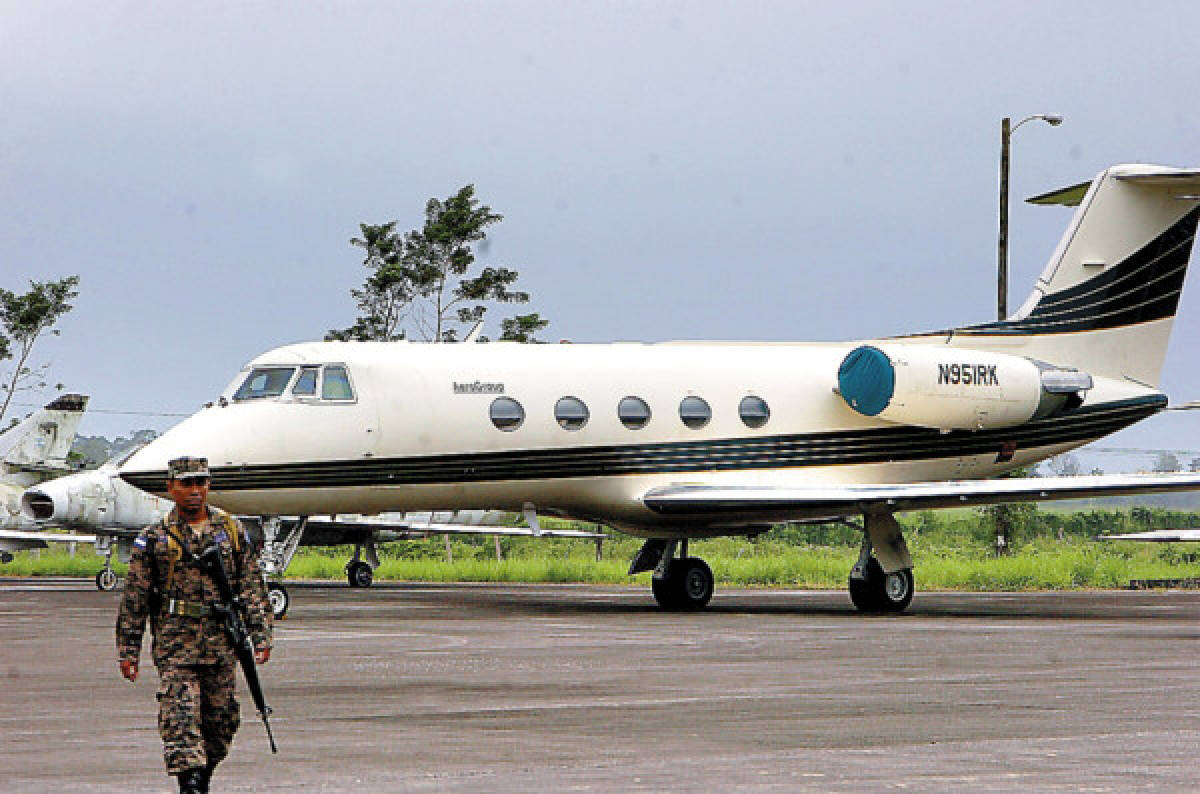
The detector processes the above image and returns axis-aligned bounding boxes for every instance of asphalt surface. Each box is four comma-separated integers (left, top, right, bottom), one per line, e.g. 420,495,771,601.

3,579,1200,792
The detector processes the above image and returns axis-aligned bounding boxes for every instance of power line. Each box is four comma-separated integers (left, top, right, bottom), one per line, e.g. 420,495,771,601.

7,401,190,417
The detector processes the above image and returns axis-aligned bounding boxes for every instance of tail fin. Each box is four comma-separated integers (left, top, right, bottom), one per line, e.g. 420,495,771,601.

956,164,1200,386
0,394,89,475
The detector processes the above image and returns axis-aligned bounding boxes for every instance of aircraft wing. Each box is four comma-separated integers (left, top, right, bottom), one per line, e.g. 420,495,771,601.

642,472,1200,521
1095,529,1200,542
300,515,606,545
0,528,98,553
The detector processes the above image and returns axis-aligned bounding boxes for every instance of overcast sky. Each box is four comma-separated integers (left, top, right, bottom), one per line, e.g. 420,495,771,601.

2,1,1198,470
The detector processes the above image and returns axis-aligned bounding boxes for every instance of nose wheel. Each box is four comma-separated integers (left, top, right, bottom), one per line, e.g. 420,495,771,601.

267,582,290,620
346,560,374,588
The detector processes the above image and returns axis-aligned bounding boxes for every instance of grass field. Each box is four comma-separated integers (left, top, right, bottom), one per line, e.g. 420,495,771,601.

7,531,1200,591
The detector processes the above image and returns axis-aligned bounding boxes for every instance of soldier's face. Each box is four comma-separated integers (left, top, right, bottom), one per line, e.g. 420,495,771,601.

166,476,209,516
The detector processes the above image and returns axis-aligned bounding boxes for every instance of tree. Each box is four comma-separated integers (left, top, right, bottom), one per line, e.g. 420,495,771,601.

327,222,410,341
0,276,80,425
980,466,1038,554
1046,452,1082,477
1152,451,1181,473
328,186,547,343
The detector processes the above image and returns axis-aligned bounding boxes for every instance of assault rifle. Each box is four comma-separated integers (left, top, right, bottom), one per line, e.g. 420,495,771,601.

196,544,279,753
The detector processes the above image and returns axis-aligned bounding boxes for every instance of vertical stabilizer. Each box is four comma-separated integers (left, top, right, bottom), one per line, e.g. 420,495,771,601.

949,164,1200,386
0,394,89,473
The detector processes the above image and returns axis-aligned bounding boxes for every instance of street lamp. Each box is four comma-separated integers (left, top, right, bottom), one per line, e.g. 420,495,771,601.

997,113,1063,321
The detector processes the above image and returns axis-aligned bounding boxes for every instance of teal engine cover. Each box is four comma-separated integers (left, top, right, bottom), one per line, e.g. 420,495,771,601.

838,345,895,416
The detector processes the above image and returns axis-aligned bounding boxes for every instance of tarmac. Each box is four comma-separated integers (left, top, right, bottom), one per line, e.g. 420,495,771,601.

3,579,1200,792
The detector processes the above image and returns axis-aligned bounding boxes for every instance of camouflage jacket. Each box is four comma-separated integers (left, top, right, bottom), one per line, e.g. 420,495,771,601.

116,506,272,667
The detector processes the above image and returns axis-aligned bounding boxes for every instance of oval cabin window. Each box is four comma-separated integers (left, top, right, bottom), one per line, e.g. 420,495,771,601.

555,396,589,431
490,397,525,431
679,396,711,429
738,395,770,428
618,396,651,430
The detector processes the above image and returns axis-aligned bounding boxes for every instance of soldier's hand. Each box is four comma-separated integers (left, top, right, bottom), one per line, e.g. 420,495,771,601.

255,647,271,665
119,659,138,682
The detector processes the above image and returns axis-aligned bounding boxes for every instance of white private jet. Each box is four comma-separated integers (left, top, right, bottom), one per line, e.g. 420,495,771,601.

119,163,1200,612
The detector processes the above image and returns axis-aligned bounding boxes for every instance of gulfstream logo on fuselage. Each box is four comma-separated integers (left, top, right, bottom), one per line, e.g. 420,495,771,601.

453,381,505,394
938,363,999,386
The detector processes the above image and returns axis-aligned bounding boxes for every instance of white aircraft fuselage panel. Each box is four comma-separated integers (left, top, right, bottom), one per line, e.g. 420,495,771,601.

117,339,1161,530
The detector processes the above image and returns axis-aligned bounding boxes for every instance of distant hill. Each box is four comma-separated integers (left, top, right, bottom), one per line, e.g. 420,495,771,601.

69,429,159,470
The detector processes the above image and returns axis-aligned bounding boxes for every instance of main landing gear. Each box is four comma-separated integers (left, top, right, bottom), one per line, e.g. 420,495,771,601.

629,539,714,610
847,512,915,614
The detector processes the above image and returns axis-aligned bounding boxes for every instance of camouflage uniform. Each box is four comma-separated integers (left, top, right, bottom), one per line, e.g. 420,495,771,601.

116,503,273,776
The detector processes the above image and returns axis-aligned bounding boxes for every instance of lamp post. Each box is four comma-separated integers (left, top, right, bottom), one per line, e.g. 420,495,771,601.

997,113,1063,321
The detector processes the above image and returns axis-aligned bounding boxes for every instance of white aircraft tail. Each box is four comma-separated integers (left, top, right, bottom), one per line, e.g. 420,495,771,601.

950,164,1200,387
0,394,89,473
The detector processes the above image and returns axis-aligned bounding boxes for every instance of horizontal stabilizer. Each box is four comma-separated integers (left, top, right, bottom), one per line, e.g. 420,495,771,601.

1026,179,1093,207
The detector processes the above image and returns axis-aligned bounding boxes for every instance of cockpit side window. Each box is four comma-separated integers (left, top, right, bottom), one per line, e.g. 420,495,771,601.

321,365,355,400
233,367,296,401
291,366,319,397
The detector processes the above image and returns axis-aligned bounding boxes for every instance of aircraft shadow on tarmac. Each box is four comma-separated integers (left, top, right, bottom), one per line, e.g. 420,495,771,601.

284,581,1200,622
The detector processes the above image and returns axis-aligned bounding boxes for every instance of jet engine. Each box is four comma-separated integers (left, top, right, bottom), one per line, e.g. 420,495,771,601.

836,344,1092,431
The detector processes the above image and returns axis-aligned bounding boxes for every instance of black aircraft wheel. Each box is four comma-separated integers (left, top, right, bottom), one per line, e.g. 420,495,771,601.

651,569,679,609
652,557,714,611
267,582,290,620
96,569,119,592
347,561,374,588
849,558,913,614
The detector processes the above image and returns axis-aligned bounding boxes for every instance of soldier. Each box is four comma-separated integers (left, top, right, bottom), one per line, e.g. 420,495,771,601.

116,457,273,794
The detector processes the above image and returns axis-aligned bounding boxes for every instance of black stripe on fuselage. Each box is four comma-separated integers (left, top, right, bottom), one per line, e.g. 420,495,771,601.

120,397,1163,493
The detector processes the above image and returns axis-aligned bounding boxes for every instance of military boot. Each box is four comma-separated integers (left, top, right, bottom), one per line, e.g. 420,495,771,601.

196,762,216,793
177,768,206,794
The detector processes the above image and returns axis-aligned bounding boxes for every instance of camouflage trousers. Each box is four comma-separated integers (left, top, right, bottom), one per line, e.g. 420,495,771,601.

156,661,241,774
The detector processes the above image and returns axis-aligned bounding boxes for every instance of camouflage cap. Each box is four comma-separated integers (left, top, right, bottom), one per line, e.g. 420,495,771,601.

167,456,210,480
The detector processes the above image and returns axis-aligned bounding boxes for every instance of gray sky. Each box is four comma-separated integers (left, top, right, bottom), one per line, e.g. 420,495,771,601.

2,1,1198,471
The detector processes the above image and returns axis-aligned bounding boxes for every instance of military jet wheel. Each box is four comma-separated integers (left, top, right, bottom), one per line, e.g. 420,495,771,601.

96,569,119,591
347,561,374,588
652,557,714,611
849,557,913,614
267,582,290,620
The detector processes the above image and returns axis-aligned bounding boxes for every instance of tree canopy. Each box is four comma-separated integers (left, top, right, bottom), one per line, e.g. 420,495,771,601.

328,185,548,343
0,276,80,425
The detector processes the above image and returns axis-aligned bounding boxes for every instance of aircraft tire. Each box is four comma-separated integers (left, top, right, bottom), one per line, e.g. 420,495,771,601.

96,569,119,592
849,558,913,614
267,582,290,620
347,561,373,588
652,557,714,611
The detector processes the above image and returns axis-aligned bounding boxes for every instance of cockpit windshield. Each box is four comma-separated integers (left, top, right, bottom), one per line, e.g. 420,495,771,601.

233,367,296,401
